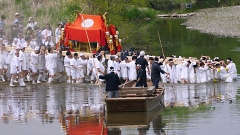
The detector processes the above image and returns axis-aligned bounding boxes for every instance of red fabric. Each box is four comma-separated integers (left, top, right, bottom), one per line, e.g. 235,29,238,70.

65,14,107,46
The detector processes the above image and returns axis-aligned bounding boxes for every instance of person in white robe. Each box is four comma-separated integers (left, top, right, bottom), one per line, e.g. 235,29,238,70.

164,59,178,83
114,55,121,77
107,55,115,74
213,63,227,82
41,23,52,43
30,47,39,84
10,51,25,86
198,62,209,83
226,58,237,81
188,61,196,83
45,48,58,83
77,53,87,83
12,38,20,47
87,55,95,84
44,36,55,48
0,44,8,82
25,17,38,30
126,56,137,81
180,60,190,84
94,55,105,85
55,24,62,44
19,45,28,85
175,63,182,83
120,57,129,82
70,53,79,84
17,33,25,45
64,51,72,83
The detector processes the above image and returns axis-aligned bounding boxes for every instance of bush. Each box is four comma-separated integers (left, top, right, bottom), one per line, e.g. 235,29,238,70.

121,7,156,21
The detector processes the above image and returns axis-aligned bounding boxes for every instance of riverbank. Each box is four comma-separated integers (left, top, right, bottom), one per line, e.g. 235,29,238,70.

183,6,240,38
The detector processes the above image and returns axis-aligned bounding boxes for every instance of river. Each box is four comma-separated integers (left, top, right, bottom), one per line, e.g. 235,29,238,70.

147,18,240,72
0,80,240,135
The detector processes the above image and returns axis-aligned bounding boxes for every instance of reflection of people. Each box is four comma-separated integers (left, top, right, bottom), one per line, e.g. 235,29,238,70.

152,114,165,135
99,66,121,98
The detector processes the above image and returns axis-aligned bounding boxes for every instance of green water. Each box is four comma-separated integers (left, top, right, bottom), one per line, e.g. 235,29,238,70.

146,18,240,71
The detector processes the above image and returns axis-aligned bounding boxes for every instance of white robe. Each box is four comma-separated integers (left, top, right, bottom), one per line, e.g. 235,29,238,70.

181,61,189,80
226,62,237,80
176,64,182,82
120,61,128,80
107,60,115,74
198,65,208,83
126,61,137,81
10,56,21,74
188,63,195,83
164,64,177,83
114,61,121,77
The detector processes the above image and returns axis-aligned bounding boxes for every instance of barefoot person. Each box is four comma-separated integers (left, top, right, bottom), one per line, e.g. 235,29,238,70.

10,51,25,86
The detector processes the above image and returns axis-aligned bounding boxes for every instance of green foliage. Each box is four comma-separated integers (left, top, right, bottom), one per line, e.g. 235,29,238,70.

58,1,82,22
15,0,21,5
121,7,156,21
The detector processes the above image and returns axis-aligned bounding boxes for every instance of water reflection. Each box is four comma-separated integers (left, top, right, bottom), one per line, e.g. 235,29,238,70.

163,80,240,135
0,81,239,134
164,82,239,107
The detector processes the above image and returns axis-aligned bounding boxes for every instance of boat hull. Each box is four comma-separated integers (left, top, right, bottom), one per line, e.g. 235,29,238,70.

105,91,163,112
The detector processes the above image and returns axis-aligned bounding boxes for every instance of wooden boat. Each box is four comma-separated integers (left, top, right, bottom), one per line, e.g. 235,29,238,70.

105,104,163,127
105,80,164,112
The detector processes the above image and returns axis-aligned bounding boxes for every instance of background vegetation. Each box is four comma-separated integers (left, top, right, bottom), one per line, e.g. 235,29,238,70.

1,0,240,50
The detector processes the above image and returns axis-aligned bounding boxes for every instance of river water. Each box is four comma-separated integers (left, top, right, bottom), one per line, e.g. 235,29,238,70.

147,18,240,71
0,79,239,135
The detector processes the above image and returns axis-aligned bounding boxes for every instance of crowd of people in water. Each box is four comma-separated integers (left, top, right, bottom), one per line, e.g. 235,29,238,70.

0,13,238,87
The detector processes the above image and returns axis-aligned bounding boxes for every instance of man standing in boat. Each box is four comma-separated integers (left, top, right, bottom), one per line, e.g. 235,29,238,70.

135,51,149,87
99,66,121,98
151,57,169,89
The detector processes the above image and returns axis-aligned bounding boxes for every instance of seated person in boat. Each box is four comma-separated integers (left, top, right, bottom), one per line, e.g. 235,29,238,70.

99,66,121,98
151,57,168,89
136,64,144,87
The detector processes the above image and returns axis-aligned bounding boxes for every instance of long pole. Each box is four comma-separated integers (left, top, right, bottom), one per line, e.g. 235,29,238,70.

80,14,105,102
157,31,165,57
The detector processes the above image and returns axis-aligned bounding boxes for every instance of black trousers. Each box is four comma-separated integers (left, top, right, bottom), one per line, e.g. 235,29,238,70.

142,69,148,87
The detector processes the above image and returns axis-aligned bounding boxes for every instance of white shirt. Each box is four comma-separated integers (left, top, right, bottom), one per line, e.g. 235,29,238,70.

0,50,8,64
30,52,39,65
11,56,20,69
78,58,87,68
44,41,54,47
19,50,27,66
41,29,52,42
107,60,115,73
45,53,57,69
55,28,61,43
26,22,37,30
70,58,78,70
126,61,137,81
64,56,72,67
17,38,25,45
